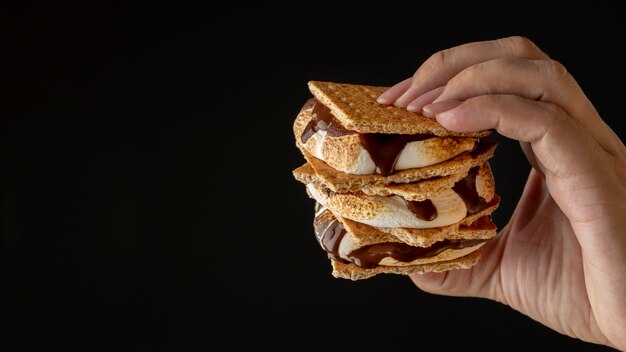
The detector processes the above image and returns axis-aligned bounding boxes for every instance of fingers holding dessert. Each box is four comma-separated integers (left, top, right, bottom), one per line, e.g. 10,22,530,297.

293,81,500,280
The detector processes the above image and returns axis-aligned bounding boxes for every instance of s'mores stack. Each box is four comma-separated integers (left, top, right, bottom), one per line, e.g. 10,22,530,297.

292,81,500,280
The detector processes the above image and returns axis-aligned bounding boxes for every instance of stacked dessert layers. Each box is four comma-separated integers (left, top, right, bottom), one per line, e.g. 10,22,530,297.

292,81,500,280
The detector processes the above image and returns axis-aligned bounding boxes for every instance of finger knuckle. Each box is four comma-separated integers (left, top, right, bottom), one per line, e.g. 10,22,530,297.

542,102,570,133
545,59,570,79
542,101,565,119
455,59,494,83
499,35,542,57
532,103,569,148
424,49,450,71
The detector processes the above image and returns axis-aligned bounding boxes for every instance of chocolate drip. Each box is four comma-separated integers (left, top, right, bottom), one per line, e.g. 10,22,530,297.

316,166,488,223
405,167,487,222
348,238,487,269
300,99,355,144
453,167,487,214
359,133,431,176
300,98,435,175
314,211,486,269
313,215,348,262
406,199,438,221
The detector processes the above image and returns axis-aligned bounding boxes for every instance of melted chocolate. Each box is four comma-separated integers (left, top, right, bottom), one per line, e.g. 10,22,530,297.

453,167,487,214
313,211,486,269
300,98,435,175
405,166,490,222
300,99,355,144
348,238,487,269
359,133,431,175
403,167,488,222
313,215,347,262
406,199,438,221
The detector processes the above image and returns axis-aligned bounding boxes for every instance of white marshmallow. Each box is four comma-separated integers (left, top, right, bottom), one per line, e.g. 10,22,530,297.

306,131,472,175
395,139,451,170
307,184,468,229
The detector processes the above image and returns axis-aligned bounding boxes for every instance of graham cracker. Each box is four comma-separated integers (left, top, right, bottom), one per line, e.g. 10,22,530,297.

308,81,492,136
316,206,498,248
294,162,470,201
295,161,494,203
340,195,500,247
295,141,496,193
331,251,481,280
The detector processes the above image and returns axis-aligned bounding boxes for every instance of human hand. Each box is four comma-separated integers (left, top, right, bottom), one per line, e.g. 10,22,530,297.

377,36,626,350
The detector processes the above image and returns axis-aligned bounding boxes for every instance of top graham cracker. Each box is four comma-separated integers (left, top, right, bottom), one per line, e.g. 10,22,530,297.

308,81,490,137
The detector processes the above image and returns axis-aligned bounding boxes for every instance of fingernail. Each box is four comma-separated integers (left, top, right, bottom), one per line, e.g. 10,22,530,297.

393,96,409,108
377,78,413,105
394,89,422,108
406,86,445,112
422,101,463,118
376,90,392,104
406,104,421,112
376,95,392,104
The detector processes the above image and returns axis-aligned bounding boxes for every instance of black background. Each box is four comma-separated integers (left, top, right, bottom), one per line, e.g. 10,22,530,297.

2,2,624,351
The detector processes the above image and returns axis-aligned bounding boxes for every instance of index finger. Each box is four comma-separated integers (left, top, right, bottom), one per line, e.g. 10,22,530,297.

387,36,549,108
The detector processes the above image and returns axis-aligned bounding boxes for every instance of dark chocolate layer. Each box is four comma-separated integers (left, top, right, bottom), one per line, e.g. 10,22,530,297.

314,211,487,269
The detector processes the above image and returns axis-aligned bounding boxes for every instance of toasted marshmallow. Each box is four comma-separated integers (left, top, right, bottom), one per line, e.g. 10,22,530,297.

306,162,495,229
307,184,468,229
295,106,477,175
304,128,476,175
394,137,476,170
306,130,377,174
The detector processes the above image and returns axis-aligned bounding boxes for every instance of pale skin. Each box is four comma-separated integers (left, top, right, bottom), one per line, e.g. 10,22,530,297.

377,36,626,350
